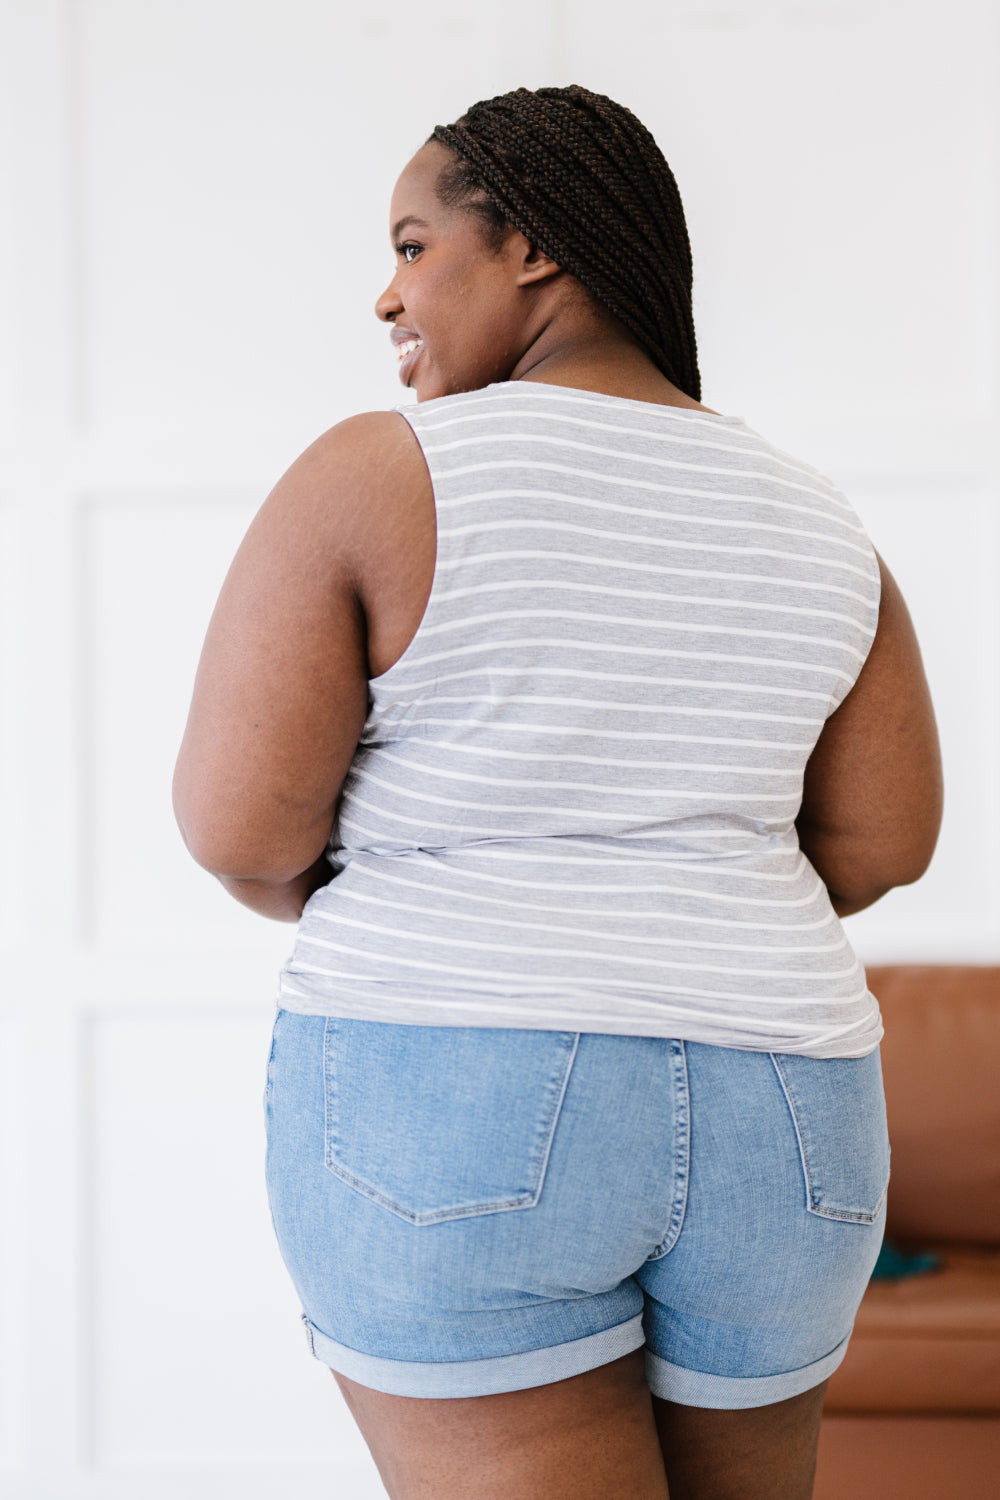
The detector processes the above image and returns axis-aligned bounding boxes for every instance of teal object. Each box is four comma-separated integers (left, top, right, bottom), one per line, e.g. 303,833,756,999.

870,1238,941,1280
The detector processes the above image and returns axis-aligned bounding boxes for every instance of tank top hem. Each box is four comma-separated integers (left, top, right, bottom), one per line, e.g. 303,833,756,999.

274,974,883,1059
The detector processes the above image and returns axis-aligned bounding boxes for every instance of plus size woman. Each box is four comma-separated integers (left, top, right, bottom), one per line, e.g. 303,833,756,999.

174,86,942,1500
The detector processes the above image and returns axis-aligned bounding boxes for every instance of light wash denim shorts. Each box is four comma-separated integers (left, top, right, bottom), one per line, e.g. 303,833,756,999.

264,1011,888,1408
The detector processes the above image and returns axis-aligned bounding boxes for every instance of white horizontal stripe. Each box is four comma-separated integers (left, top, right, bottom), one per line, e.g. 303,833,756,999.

335,834,823,908
336,814,789,865
298,914,862,981
352,770,802,814
612,824,788,842
377,685,821,728
395,711,811,752
413,404,853,500
412,839,808,874
443,511,875,579
413,608,866,663
424,436,867,531
432,445,862,529
278,981,312,1002
320,887,848,956
375,744,801,781
379,738,803,774
340,805,783,849
345,864,838,930
431,548,874,607
378,663,833,706
412,387,813,467
282,970,870,1028
432,576,869,632
412,384,748,432
383,639,849,691
338,810,796,860
282,965,868,1038
451,844,810,878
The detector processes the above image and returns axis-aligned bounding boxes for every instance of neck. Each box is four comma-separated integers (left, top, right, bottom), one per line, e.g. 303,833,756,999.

506,310,712,413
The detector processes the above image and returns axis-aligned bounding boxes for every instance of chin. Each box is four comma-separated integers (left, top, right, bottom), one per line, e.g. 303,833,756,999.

414,381,450,403
417,372,495,403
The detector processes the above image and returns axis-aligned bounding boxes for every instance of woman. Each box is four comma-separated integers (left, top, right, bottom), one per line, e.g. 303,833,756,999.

174,86,942,1500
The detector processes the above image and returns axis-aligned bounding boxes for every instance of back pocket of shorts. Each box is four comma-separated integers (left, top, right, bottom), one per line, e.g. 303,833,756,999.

323,1018,579,1224
770,1049,890,1223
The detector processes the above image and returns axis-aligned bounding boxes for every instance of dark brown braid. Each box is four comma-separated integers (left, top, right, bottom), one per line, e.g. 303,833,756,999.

430,85,701,401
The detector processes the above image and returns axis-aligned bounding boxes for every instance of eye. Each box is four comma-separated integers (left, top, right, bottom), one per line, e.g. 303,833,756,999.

394,241,422,264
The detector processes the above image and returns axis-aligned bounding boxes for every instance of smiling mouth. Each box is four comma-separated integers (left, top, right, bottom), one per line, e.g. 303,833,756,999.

396,338,423,363
395,337,424,386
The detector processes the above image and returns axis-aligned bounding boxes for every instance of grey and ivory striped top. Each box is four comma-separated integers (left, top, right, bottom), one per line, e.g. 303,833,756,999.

279,381,883,1057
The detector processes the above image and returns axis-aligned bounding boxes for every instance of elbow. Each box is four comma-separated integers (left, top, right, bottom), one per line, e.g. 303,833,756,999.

863,831,942,898
826,865,926,919
176,823,322,887
172,774,235,877
890,839,940,892
878,791,944,893
173,781,325,886
799,803,943,915
173,803,251,883
830,844,940,917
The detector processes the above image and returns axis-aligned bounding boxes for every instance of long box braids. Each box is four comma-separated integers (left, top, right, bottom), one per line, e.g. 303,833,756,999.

431,84,701,402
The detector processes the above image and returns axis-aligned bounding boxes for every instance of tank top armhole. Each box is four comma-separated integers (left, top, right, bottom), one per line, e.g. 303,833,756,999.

825,537,883,717
367,406,442,686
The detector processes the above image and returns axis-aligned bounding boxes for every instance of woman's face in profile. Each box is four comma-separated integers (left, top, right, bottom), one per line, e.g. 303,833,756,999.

375,140,529,402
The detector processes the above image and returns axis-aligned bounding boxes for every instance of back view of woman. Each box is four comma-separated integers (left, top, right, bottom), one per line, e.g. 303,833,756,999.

174,85,942,1500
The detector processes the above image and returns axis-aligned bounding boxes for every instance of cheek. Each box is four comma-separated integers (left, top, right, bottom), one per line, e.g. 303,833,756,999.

411,255,521,381
411,266,466,332
464,270,520,336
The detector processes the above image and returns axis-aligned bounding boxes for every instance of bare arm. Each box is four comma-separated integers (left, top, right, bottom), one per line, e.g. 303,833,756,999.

172,411,426,921
795,552,943,916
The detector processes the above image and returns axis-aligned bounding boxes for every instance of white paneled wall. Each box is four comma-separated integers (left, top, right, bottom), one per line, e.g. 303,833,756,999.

1,1,997,1494
87,1012,374,1476
82,493,268,948
846,482,1000,956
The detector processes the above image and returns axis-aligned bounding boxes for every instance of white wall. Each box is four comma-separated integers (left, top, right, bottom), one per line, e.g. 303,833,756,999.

1,1,997,1494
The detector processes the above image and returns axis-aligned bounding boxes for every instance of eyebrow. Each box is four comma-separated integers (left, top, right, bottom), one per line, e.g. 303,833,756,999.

391,214,430,242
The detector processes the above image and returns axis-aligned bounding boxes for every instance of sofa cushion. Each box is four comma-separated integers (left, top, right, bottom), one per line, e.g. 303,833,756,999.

815,1416,1000,1500
824,1247,1000,1411
867,965,1000,1245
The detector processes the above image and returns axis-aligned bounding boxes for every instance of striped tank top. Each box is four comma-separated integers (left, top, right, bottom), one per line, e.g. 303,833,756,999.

279,380,883,1058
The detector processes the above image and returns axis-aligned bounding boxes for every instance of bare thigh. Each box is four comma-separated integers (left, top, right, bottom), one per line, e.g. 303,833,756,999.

652,1380,829,1500
333,1355,829,1500
335,1350,669,1500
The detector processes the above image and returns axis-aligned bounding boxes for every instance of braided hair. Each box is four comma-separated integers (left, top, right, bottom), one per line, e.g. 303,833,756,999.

429,84,701,402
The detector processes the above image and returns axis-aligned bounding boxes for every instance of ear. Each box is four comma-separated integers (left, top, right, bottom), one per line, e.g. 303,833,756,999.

514,239,563,288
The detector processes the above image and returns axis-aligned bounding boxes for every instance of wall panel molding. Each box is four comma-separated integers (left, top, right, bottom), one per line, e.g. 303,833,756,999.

82,1009,380,1478
3,2,998,1493
0,1015,28,1476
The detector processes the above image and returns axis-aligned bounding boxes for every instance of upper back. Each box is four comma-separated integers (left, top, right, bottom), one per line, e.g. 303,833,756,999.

281,379,885,1054
355,379,880,855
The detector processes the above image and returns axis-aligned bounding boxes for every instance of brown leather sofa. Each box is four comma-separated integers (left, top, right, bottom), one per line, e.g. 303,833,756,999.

813,966,1000,1499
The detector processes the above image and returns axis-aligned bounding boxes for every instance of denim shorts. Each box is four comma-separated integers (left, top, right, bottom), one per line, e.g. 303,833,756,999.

264,1011,889,1408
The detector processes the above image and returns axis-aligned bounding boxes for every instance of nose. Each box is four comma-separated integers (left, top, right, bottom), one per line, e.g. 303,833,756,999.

375,274,402,324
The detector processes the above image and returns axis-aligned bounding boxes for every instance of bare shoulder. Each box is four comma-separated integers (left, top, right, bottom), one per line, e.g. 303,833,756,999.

262,410,431,548
249,409,435,677
295,408,425,476
173,409,435,880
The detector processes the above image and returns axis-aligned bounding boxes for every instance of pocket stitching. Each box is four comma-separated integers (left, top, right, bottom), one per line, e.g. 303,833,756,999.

322,1019,580,1225
263,1010,282,1115
769,1052,889,1224
645,1038,690,1260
